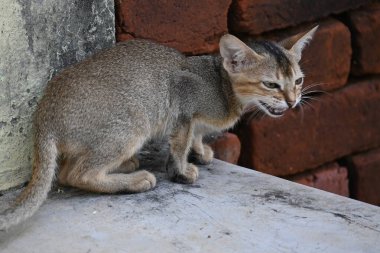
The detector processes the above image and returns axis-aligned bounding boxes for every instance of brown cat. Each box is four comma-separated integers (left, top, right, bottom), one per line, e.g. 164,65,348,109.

0,27,317,230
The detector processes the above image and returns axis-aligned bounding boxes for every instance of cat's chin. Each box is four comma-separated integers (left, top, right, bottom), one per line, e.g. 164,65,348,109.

265,111,285,118
258,101,287,118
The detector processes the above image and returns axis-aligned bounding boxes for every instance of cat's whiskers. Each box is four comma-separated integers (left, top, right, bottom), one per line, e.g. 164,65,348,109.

302,95,322,102
300,59,311,65
243,102,266,123
301,83,331,112
247,110,261,123
258,110,267,120
303,82,326,89
302,83,331,97
300,99,316,111
299,102,305,123
243,103,258,114
243,103,263,123
302,89,329,96
301,82,324,93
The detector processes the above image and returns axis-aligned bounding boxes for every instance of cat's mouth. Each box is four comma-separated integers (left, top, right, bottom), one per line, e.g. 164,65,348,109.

259,101,287,117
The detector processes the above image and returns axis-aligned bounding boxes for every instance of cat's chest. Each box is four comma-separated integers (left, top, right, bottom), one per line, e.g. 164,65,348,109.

194,111,240,132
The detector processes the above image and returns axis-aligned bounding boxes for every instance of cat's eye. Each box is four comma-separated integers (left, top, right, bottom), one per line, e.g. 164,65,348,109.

295,77,304,85
263,81,280,89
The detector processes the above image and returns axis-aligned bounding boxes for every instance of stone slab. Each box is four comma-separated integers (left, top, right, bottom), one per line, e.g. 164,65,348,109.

1,158,379,253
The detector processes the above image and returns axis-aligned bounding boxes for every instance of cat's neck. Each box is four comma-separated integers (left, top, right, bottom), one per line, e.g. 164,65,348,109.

213,56,244,118
185,55,244,129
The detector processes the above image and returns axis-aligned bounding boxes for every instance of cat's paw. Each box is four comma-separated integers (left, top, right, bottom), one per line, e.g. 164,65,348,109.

189,144,214,165
129,170,156,192
172,164,199,184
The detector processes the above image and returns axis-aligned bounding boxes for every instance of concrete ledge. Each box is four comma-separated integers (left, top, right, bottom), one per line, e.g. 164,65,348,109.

1,158,379,253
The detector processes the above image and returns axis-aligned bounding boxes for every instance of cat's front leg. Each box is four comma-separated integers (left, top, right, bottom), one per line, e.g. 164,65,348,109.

168,121,199,184
188,134,214,165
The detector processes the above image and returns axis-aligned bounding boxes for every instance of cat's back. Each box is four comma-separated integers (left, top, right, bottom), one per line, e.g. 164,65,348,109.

106,39,185,73
42,39,185,104
37,40,185,135
55,39,184,86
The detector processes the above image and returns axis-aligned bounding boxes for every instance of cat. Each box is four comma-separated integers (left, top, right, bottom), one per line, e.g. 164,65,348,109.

0,26,317,230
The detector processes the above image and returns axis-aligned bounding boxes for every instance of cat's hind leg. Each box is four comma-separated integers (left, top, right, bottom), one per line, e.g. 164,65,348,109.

67,156,155,193
64,139,155,193
58,155,78,186
111,155,140,174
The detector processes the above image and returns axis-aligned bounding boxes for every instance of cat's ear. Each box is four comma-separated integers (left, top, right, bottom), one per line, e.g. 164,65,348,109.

280,26,318,62
219,34,264,73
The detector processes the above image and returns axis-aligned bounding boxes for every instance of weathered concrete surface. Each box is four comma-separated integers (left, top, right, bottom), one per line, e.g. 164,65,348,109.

0,157,379,253
0,0,115,190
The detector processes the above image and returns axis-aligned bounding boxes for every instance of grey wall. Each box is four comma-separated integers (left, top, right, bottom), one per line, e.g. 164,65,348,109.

0,0,115,190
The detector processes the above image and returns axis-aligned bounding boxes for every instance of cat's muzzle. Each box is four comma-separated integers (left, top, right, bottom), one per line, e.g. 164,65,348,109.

259,101,287,117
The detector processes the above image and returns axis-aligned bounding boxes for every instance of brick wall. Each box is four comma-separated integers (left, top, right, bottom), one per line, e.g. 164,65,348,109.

115,1,380,205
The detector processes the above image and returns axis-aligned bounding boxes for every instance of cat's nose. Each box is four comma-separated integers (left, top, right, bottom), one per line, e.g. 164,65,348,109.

286,100,296,108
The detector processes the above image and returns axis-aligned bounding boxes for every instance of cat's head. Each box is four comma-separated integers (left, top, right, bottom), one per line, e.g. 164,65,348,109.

219,27,318,117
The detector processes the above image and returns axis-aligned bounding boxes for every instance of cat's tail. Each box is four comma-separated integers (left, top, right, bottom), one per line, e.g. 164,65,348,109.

0,135,58,231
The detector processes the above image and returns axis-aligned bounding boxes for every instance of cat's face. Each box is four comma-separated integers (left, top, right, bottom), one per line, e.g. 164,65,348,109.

220,27,318,117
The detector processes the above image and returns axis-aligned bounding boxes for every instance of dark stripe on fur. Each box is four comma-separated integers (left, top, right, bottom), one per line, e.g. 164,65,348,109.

253,41,292,77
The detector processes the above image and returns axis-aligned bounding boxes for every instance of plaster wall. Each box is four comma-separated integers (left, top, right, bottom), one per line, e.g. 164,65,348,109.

0,0,115,190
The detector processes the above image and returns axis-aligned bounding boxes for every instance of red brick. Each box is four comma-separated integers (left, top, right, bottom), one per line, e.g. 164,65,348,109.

246,19,351,91
115,0,231,55
229,0,372,35
236,77,380,176
346,148,380,205
116,32,134,42
289,163,349,197
209,133,241,164
347,4,380,75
